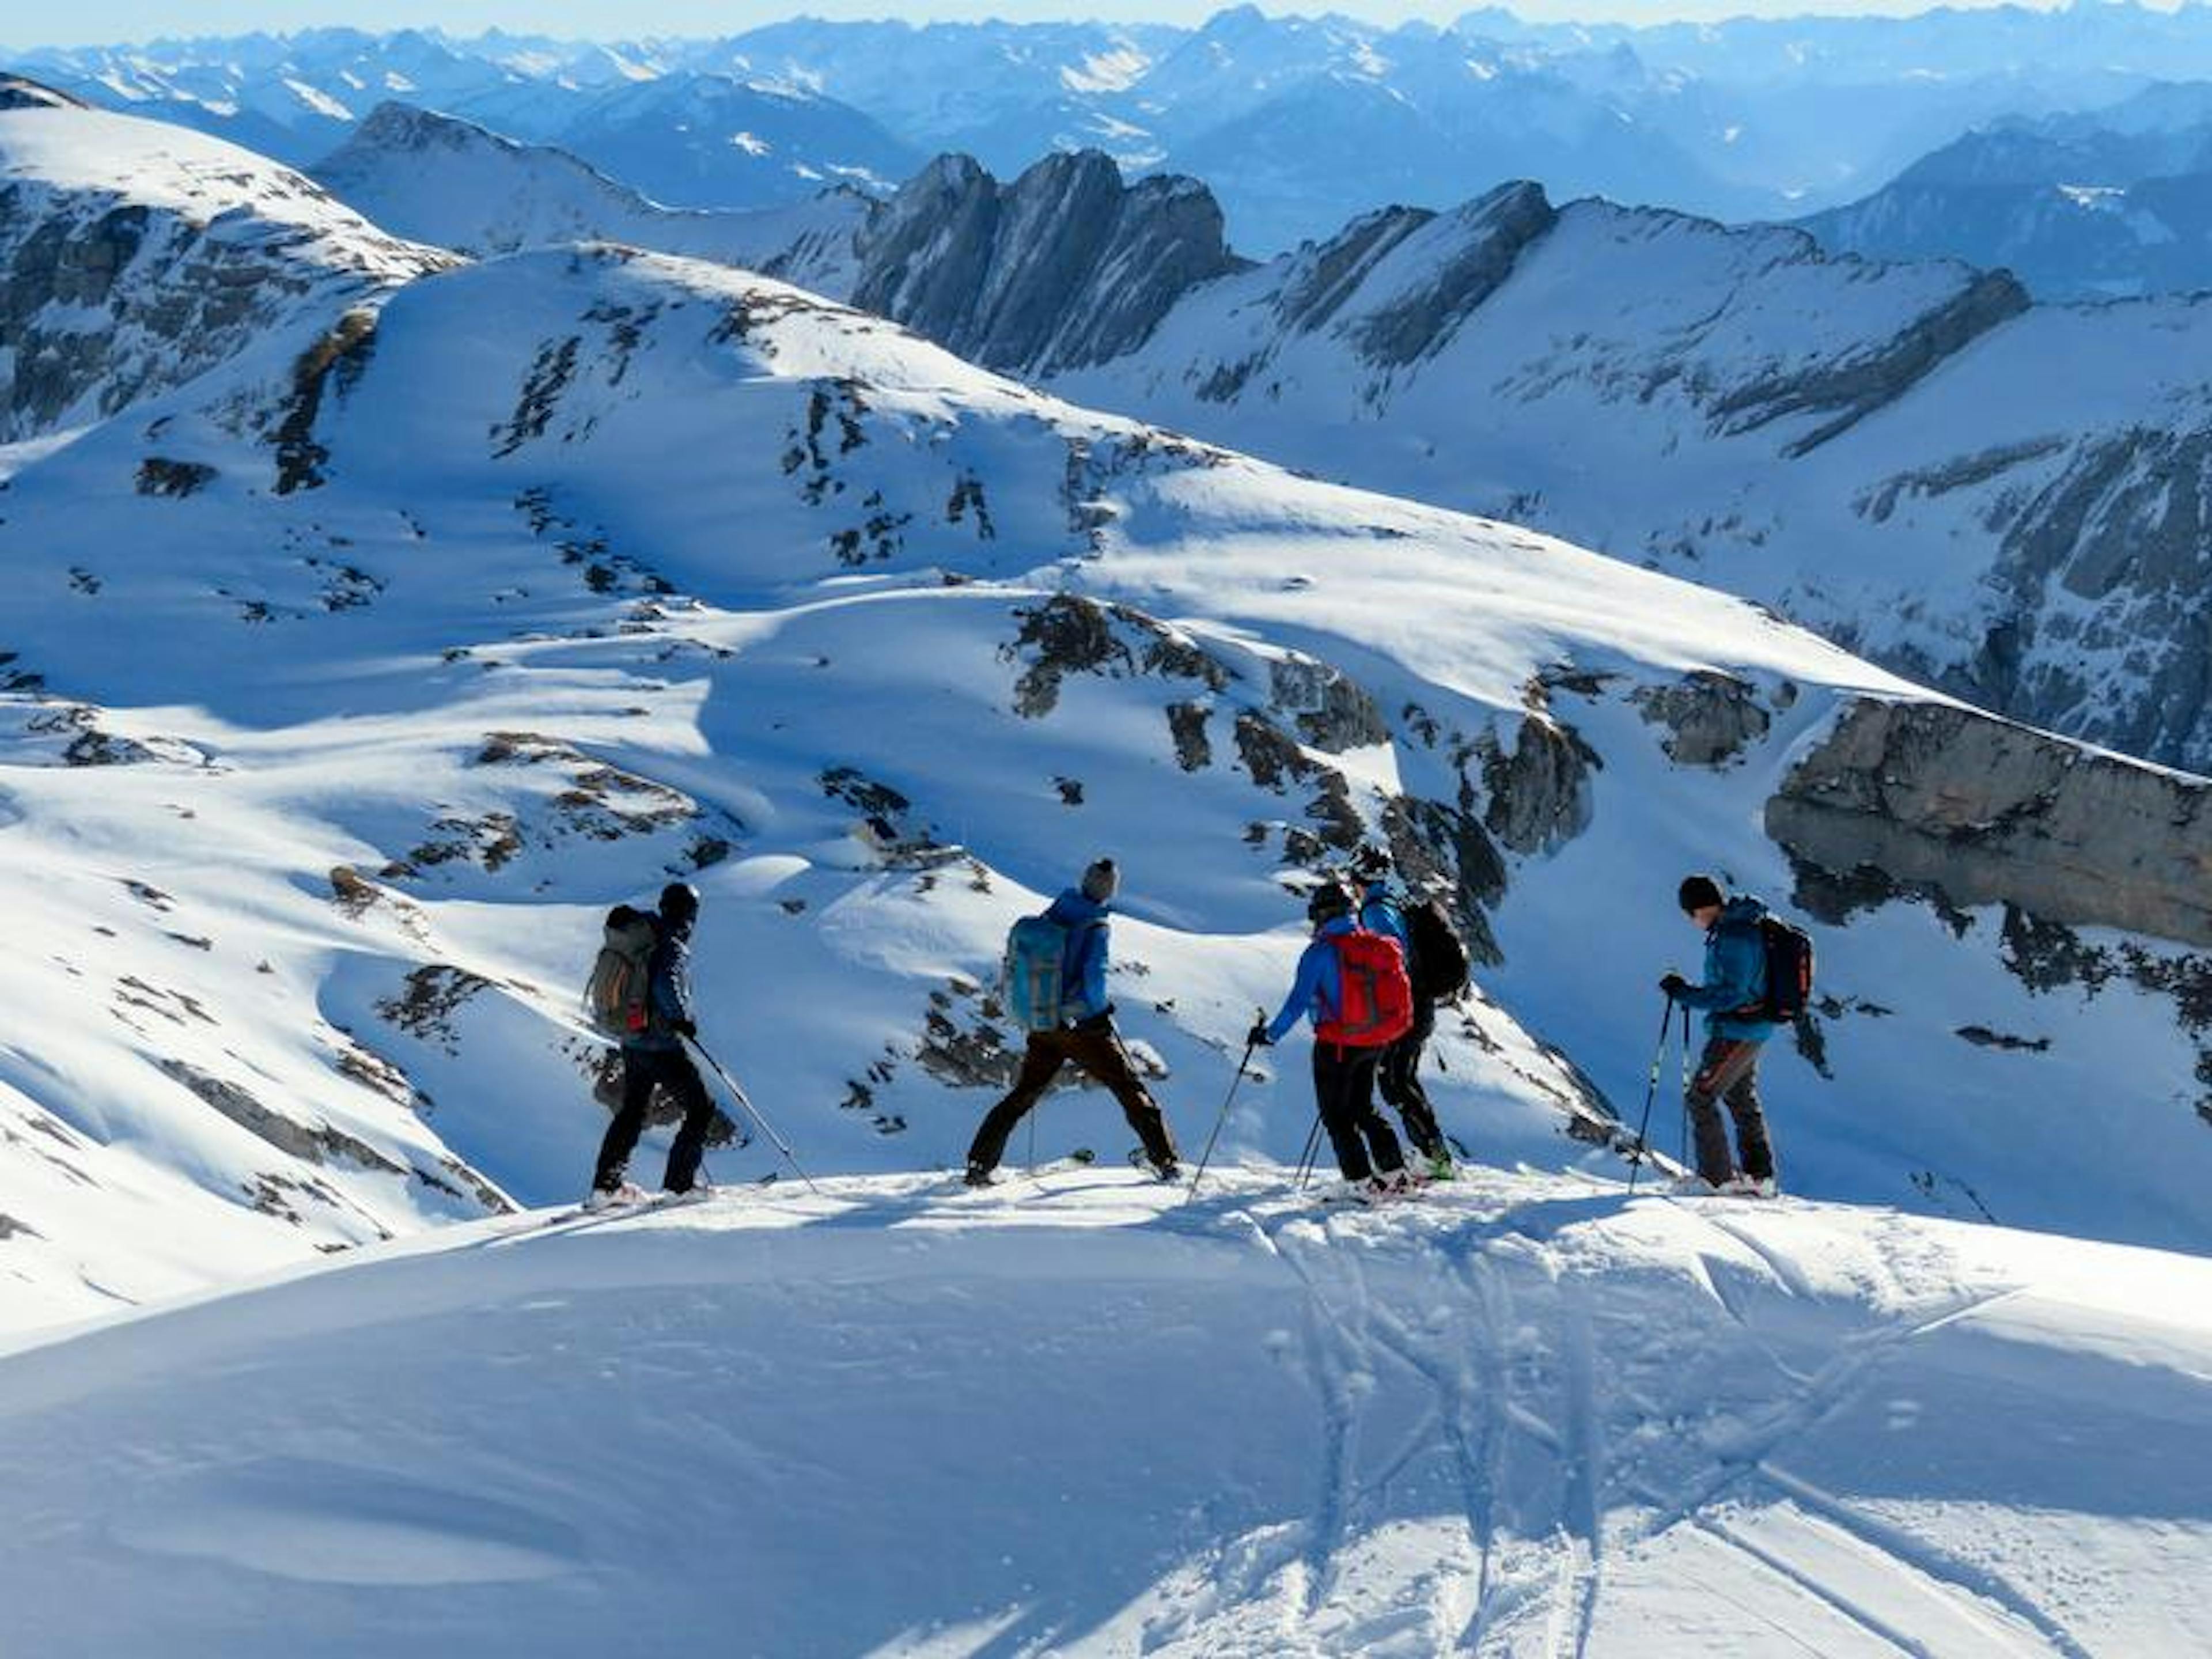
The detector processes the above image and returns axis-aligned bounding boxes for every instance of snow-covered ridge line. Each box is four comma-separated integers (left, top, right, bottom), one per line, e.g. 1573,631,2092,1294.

309,100,868,290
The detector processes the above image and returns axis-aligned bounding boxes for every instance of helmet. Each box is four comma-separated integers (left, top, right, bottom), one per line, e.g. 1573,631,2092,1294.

1306,881,1353,925
659,881,701,923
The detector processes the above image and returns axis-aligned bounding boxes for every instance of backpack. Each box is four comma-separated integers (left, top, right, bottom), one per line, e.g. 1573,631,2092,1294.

1402,895,1470,1005
584,904,658,1038
1003,913,1076,1033
1316,927,1415,1048
1757,915,1816,1022
1725,913,1815,1024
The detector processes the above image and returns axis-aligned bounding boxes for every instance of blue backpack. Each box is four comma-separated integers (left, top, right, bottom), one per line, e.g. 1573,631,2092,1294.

1002,912,1102,1032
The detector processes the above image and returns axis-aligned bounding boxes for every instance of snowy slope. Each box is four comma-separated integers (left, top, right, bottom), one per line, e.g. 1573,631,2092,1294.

3,221,2211,1345
438,135,2212,771
931,174,2212,775
312,100,870,289
0,1172,2205,1656
0,100,449,441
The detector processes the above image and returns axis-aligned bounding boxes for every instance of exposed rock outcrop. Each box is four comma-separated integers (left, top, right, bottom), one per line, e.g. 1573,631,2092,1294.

1714,269,2030,456
1768,697,2212,947
1481,712,1599,857
851,151,1247,376
1634,670,1780,767
1957,422,2212,772
0,104,449,442
1349,182,1556,366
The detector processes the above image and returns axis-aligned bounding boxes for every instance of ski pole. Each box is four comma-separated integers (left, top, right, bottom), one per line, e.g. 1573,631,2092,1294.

1678,1002,1694,1168
1294,1111,1324,1191
686,1035,822,1197
1626,991,1676,1195
1187,1011,1263,1201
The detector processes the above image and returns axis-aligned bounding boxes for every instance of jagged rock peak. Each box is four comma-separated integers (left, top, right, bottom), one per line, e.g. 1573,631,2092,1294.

853,147,1248,376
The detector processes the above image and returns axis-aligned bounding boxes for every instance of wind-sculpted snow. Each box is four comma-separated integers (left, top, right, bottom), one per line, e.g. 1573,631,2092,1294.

1,227,2211,1347
0,1172,2205,1656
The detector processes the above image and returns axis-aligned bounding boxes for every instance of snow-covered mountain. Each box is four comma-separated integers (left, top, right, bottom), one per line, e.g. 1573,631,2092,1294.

1800,85,2212,301
12,31,921,215
491,70,921,213
0,97,448,442
657,149,2212,778
313,101,868,288
4,92,2212,1355
6,26,532,166
1,1171,2206,1656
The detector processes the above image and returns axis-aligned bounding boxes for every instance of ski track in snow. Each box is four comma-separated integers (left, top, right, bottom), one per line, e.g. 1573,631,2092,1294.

1227,1187,2115,1658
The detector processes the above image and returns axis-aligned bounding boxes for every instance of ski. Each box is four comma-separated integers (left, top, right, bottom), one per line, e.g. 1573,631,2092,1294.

955,1147,1097,1190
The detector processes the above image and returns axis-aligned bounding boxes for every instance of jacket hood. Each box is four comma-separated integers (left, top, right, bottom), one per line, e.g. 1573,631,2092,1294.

1047,889,1110,926
1717,894,1769,928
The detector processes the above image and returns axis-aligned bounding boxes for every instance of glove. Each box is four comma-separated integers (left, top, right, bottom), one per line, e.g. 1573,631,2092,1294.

673,1017,698,1039
1658,973,1688,999
1247,1020,1272,1049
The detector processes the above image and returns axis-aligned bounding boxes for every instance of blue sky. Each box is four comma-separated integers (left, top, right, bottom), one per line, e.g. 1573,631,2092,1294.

7,1,2085,51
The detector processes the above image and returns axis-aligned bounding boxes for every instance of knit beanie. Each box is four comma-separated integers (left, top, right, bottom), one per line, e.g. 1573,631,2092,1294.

1081,857,1119,903
1306,881,1353,925
1677,874,1723,914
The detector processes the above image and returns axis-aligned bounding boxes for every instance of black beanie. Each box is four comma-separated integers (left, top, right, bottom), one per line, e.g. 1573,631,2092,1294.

1307,881,1353,924
1677,874,1723,914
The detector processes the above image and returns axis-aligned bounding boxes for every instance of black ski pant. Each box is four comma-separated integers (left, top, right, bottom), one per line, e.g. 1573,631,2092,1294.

1376,1004,1443,1161
967,1020,1179,1175
1314,1040,1404,1183
1685,1035,1776,1187
594,1043,717,1194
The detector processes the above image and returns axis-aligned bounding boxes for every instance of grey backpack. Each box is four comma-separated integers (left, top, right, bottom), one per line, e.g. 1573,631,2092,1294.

584,905,658,1037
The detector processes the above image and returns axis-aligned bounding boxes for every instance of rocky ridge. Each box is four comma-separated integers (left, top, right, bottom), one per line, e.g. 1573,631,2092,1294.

0,98,449,443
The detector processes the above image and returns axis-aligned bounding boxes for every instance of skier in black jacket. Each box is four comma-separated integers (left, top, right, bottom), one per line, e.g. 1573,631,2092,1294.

588,881,719,1205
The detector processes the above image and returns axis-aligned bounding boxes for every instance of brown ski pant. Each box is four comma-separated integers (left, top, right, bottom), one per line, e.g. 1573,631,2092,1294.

967,1020,1179,1174
1686,1035,1777,1187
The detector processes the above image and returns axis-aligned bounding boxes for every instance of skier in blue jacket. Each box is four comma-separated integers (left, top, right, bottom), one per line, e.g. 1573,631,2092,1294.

965,858,1180,1185
1249,881,1411,1198
1660,873,1780,1195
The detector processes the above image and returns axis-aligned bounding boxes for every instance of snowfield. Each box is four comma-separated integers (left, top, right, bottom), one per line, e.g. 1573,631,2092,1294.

1,1166,2206,1657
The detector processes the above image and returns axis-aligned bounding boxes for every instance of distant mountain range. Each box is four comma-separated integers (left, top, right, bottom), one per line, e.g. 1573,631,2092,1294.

21,5,2212,251
1801,82,2212,300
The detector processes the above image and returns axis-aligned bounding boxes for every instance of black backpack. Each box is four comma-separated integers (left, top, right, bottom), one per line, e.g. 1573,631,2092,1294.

1728,914,1814,1022
1762,916,1815,1021
1403,895,1471,1005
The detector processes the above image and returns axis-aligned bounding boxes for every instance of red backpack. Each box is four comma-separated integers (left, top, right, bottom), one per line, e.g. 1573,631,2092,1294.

1317,927,1414,1047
